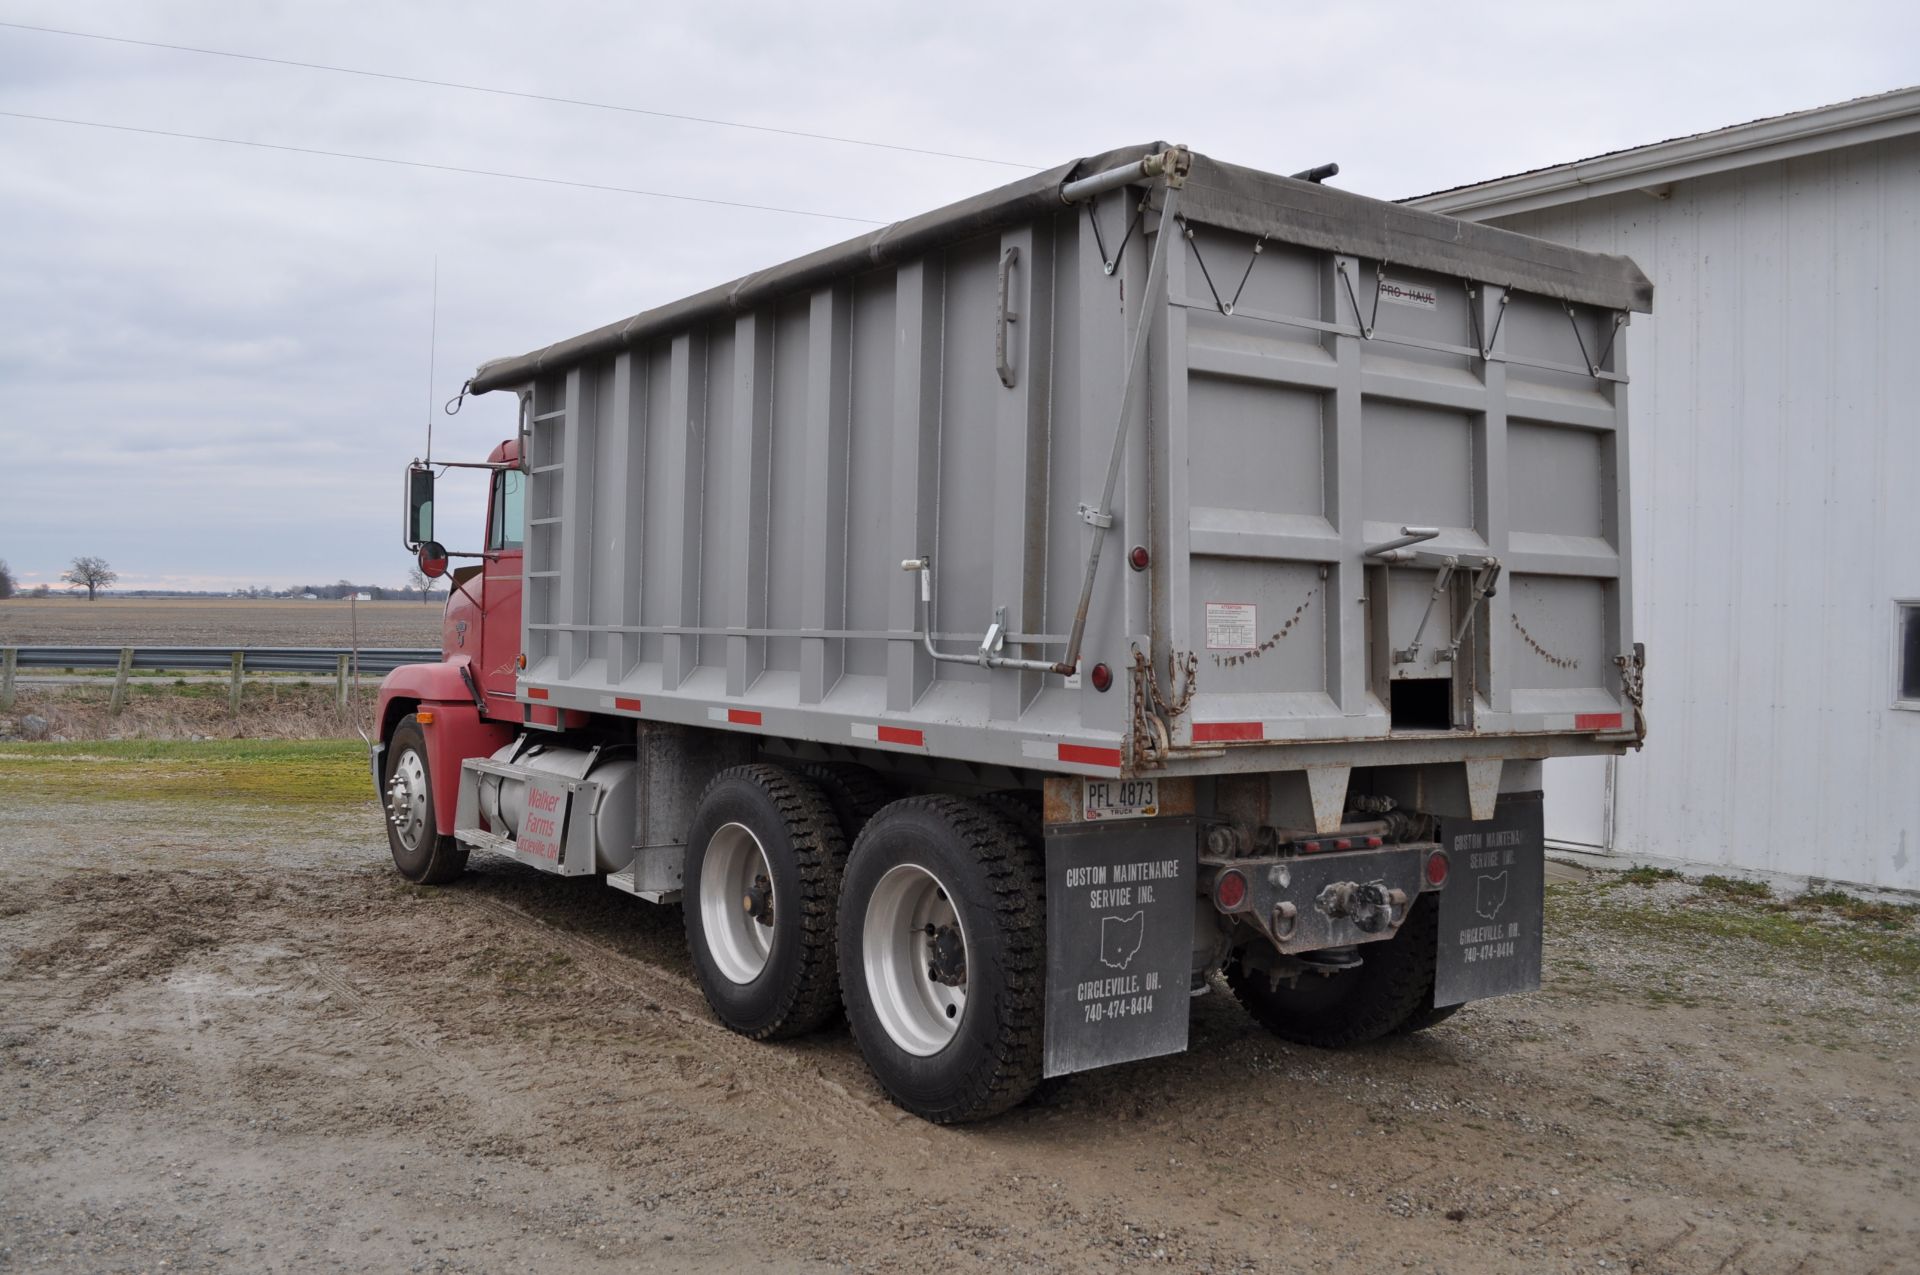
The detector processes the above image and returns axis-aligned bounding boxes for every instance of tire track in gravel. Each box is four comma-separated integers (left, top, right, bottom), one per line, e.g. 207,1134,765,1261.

299,957,550,1128
457,896,913,1147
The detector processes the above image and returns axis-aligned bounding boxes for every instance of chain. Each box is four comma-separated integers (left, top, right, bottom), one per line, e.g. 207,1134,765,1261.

1614,643,1647,747
1148,649,1198,719
1125,647,1197,770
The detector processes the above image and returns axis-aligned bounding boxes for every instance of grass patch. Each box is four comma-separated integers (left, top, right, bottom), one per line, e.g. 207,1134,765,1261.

1795,888,1920,930
0,738,369,804
1699,874,1773,901
1610,865,1682,887
1551,885,1920,979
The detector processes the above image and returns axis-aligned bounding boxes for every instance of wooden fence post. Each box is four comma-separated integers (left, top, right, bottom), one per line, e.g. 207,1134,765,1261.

0,647,16,711
336,653,351,710
109,647,133,715
229,652,245,714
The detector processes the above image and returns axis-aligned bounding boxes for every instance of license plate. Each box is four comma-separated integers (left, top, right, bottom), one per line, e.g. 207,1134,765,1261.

1084,778,1158,821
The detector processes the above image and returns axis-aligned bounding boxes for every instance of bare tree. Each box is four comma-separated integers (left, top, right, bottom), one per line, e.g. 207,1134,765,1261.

0,558,16,600
63,555,118,601
407,565,430,600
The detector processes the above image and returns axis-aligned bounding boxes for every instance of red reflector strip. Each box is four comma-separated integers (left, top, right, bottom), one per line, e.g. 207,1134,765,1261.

525,687,549,701
728,708,762,726
876,725,924,747
1193,721,1263,743
1058,743,1124,769
613,697,643,712
1576,712,1623,730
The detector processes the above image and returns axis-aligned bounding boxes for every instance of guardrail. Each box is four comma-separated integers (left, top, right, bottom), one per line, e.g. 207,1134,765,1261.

5,646,438,674
0,645,440,713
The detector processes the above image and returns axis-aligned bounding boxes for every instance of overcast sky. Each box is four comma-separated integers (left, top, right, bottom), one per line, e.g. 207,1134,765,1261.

1,0,1913,593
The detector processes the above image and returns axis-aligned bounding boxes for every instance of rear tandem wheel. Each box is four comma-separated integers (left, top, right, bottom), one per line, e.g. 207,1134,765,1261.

682,764,847,1040
1226,892,1456,1047
837,796,1047,1124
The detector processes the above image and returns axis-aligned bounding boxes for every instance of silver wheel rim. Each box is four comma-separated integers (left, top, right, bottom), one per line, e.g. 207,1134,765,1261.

699,822,776,984
386,748,430,852
863,863,967,1056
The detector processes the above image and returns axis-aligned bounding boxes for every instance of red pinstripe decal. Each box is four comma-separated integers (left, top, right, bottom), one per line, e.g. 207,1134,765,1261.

876,725,924,747
728,708,762,726
1193,721,1262,743
1058,743,1123,769
1576,712,1623,730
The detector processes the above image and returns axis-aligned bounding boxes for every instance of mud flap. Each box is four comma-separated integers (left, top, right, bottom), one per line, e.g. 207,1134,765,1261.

1043,819,1198,1078
1434,791,1544,1007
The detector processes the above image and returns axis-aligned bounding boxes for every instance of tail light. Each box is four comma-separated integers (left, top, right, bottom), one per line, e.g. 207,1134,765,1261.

1425,849,1450,888
1213,868,1248,912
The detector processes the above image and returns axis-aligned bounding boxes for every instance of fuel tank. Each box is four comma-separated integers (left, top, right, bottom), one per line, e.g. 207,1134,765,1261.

477,739,637,873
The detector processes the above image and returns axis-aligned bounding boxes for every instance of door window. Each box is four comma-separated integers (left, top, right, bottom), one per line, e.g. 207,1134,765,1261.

489,469,525,550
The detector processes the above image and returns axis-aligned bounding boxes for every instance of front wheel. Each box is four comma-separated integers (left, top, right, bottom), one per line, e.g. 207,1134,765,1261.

838,797,1045,1124
382,715,467,885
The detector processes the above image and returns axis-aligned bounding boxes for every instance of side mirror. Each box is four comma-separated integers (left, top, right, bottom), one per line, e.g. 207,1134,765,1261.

417,541,449,579
405,464,435,548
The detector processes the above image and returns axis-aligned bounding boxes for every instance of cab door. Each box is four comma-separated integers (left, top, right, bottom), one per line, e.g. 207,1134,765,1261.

475,456,525,719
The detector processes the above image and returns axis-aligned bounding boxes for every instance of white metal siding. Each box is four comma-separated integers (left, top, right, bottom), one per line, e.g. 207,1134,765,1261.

1487,134,1920,891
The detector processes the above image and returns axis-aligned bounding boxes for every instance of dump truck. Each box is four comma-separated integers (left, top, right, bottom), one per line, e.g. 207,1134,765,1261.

376,143,1651,1123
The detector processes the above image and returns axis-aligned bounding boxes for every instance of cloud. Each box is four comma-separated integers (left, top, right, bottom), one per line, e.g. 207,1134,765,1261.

2,0,1914,590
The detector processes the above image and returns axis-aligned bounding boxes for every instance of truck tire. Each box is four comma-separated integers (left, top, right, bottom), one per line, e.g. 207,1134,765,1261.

838,796,1045,1123
1226,892,1443,1048
1392,1001,1462,1036
683,764,846,1040
796,762,896,846
382,715,468,885
975,790,1043,847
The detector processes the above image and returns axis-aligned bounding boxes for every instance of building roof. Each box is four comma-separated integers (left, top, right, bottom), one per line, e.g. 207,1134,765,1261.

1408,86,1920,220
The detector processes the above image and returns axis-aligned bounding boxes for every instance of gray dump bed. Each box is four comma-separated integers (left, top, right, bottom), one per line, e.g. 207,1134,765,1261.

470,144,1651,779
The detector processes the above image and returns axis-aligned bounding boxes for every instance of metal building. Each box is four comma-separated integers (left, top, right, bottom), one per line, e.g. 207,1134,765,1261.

1410,88,1920,893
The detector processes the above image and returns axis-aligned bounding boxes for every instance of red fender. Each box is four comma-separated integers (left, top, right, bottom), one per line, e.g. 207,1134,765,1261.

377,659,516,831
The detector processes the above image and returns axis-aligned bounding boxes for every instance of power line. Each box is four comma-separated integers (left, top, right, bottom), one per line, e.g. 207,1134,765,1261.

0,19,1037,170
0,109,888,224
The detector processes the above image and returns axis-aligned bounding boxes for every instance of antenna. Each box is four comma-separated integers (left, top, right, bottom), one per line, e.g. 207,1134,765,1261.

425,255,439,464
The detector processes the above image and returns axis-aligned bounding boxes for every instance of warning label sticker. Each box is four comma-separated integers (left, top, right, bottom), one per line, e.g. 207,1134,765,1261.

1378,278,1440,310
1205,602,1256,650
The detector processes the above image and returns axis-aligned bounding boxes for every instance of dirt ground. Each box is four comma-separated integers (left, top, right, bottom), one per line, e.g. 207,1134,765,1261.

2,748,1915,1274
0,597,444,648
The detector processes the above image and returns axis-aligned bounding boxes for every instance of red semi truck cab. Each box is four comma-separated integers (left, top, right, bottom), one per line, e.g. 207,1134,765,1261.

373,439,528,866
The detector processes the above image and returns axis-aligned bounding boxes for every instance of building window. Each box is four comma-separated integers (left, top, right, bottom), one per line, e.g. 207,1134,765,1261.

1899,602,1920,710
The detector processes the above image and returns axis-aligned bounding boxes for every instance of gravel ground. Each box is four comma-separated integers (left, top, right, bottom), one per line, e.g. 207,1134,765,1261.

1,765,1914,1273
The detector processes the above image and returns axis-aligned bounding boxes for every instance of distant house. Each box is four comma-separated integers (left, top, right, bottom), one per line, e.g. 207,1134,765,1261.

353,591,373,602
301,593,318,600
